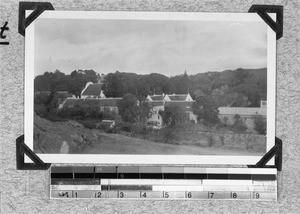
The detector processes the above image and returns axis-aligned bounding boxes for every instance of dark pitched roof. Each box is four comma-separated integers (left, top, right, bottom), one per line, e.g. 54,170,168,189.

82,83,103,96
147,101,164,107
167,94,188,101
150,95,164,101
165,101,194,110
63,98,121,108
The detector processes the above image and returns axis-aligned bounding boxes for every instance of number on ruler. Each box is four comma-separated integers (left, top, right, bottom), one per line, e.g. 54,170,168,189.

187,192,192,198
94,192,101,198
254,193,260,199
142,192,147,198
119,191,124,198
209,192,214,198
232,192,237,199
73,191,78,198
164,192,169,198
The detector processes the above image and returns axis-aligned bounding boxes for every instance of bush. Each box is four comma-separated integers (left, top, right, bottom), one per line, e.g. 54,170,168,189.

232,114,248,133
58,103,104,121
119,122,132,132
253,115,266,135
161,127,176,144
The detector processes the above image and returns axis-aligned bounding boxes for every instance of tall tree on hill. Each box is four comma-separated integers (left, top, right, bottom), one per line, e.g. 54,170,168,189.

146,73,170,95
212,85,249,107
68,70,97,98
171,71,190,94
102,72,123,97
117,93,140,123
192,89,219,126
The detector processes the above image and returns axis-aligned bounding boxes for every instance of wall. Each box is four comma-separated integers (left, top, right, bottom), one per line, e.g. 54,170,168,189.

1,0,300,213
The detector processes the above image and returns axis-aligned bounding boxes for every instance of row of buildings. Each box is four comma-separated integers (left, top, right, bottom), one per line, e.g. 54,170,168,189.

60,81,266,130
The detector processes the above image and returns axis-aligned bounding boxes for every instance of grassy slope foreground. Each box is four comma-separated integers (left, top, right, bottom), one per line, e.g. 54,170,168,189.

34,115,263,156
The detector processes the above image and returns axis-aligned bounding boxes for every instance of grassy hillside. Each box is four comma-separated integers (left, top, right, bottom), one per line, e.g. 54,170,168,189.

34,114,264,156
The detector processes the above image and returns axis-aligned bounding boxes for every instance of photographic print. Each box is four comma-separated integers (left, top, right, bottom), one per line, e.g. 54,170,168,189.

25,11,276,164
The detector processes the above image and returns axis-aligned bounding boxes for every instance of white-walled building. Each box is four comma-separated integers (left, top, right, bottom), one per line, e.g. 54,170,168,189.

146,93,197,129
218,101,267,131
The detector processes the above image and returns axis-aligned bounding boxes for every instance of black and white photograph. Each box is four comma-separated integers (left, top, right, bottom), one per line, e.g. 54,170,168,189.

25,11,276,164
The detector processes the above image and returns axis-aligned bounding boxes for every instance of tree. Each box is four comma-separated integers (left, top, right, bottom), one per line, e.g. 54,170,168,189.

232,114,248,133
137,101,151,123
212,85,249,107
159,104,187,127
145,73,170,95
117,93,140,123
67,69,98,98
192,90,220,126
170,71,190,94
253,115,266,135
102,72,123,97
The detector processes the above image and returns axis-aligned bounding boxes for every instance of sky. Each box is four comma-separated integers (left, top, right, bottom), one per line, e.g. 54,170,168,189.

34,17,267,77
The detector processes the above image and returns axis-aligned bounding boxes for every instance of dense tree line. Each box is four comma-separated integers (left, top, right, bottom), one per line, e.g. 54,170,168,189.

35,68,266,107
34,69,98,97
35,68,267,126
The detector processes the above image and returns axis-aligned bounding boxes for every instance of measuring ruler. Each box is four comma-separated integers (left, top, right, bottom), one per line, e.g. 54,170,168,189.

50,167,277,200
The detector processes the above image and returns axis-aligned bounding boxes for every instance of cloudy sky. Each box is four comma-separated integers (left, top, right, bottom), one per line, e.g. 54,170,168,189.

34,17,267,77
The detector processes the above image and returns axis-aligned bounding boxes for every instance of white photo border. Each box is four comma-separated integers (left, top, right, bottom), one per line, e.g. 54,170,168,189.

25,11,276,164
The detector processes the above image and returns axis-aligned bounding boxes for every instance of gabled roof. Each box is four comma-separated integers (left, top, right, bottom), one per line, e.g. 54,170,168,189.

82,83,103,96
63,98,121,108
150,95,164,101
166,94,188,101
218,107,266,116
165,101,194,110
147,101,164,107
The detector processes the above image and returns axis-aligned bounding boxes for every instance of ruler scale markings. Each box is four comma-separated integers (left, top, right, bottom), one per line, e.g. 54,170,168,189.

118,191,140,198
163,191,185,198
93,190,107,198
185,191,208,199
50,167,277,200
140,191,163,198
108,191,118,198
208,191,232,199
231,191,251,199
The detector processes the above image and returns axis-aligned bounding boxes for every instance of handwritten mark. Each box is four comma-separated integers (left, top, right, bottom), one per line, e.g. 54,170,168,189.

0,21,9,45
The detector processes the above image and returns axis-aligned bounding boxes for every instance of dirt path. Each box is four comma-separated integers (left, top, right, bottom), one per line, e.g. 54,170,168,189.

81,132,262,156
